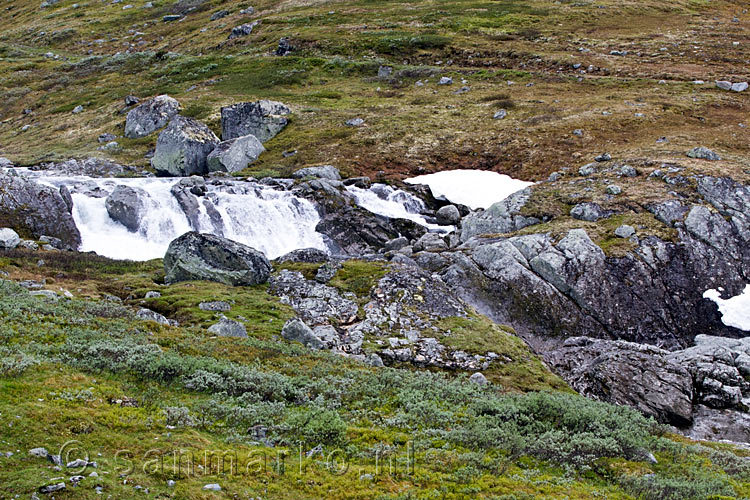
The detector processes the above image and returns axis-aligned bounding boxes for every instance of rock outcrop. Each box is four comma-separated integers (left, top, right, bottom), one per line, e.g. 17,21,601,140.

151,116,220,176
124,95,180,138
220,100,290,142
0,171,81,250
164,232,271,286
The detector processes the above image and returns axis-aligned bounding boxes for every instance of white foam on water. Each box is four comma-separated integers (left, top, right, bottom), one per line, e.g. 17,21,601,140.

404,170,533,210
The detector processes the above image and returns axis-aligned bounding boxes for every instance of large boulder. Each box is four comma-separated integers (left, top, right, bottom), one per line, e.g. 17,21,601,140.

207,317,247,337
105,185,148,232
277,248,329,263
124,95,181,139
316,209,426,255
151,116,220,176
164,232,271,286
281,318,324,349
206,134,265,173
220,100,291,143
0,171,81,250
0,228,21,248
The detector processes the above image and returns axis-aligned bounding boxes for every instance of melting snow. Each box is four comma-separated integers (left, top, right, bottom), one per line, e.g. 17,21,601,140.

404,169,533,210
703,285,750,331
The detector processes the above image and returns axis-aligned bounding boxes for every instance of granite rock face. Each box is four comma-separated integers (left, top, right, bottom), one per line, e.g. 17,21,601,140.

151,116,220,176
124,95,180,138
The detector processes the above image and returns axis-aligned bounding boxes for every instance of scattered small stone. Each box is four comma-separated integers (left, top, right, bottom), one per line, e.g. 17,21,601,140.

606,185,622,195
210,10,229,20
207,317,247,338
228,21,259,39
609,50,628,56
29,448,49,458
619,165,638,177
469,372,488,385
615,225,636,238
686,146,720,161
578,163,597,176
39,483,65,494
144,291,161,299
124,95,140,106
345,118,365,127
199,301,231,311
493,109,507,120
72,105,84,114
162,14,181,21
595,153,612,162
656,136,669,143
203,484,221,491
377,66,392,79
716,80,732,90
732,82,748,92
693,80,705,85
98,133,116,143
437,76,453,85
572,129,583,137
167,480,176,487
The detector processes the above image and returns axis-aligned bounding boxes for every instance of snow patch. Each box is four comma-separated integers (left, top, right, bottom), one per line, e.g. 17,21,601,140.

703,285,750,331
404,170,533,210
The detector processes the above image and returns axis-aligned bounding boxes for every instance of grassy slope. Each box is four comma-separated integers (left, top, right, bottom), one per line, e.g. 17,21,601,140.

1,253,750,500
0,0,748,181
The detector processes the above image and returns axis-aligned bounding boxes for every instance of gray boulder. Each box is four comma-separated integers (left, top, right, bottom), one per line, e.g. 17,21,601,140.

570,202,609,222
220,100,291,143
716,80,732,90
124,95,180,138
614,224,635,238
228,21,259,40
292,165,341,181
436,205,460,225
687,146,721,161
136,308,170,326
0,171,81,250
469,372,488,385
0,228,20,249
105,185,148,232
151,116,220,176
164,232,271,286
413,232,447,252
281,318,324,349
277,248,329,263
208,317,247,337
207,134,265,173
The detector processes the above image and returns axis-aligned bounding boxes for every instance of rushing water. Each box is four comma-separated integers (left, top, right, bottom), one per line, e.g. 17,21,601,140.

12,169,436,261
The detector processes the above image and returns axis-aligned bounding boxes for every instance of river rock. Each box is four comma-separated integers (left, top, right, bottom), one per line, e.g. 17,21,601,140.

206,134,265,173
207,317,247,337
124,95,180,138
436,205,460,225
164,232,271,286
0,228,20,248
292,165,341,181
220,100,291,142
151,116,220,176
105,185,148,232
0,171,81,250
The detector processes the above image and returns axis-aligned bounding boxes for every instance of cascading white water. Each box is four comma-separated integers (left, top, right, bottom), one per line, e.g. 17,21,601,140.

345,183,447,231
28,173,327,261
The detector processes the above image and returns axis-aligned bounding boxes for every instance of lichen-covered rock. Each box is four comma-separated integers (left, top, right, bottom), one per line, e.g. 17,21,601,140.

151,116,220,176
0,171,81,250
281,318,324,349
277,248,329,263
220,100,291,143
124,95,180,138
206,134,265,173
164,232,271,286
687,146,721,161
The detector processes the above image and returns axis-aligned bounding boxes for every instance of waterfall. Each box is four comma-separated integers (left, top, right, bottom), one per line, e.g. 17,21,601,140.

345,183,446,231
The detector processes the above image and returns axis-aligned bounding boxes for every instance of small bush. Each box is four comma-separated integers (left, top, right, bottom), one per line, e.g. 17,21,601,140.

285,408,347,446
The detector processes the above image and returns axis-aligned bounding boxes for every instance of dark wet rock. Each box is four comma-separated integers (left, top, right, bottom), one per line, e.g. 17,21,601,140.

436,205,460,225
220,100,291,143
170,177,206,231
164,232,271,286
152,116,220,176
0,171,81,250
124,95,180,138
105,185,149,232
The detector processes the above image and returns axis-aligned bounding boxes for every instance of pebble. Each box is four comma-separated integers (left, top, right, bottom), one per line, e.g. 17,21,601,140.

493,109,507,120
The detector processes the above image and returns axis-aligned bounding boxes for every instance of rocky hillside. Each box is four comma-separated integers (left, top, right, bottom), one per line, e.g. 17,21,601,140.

2,0,750,498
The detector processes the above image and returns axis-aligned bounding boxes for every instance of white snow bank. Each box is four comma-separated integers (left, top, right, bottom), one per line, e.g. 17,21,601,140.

404,170,533,210
703,285,750,331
